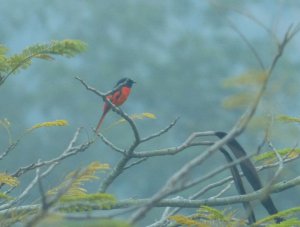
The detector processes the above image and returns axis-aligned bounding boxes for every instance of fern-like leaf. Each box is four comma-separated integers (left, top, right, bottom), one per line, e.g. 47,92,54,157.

223,70,267,88
254,206,300,226
4,39,87,76
0,44,9,73
106,112,156,130
48,162,109,201
277,115,300,123
197,206,230,222
222,92,255,109
28,119,68,131
0,192,13,201
255,148,300,163
169,215,209,227
0,173,19,187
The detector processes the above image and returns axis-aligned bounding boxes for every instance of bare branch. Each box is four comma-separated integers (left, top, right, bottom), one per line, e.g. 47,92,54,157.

11,128,92,179
98,132,125,154
228,20,265,70
24,169,82,227
0,140,20,161
124,158,148,170
140,117,180,143
133,131,215,158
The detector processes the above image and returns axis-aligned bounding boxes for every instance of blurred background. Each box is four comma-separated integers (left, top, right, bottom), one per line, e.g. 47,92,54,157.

1,0,300,224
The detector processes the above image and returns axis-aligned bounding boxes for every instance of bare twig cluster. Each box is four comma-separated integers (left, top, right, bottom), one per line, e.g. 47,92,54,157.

0,128,93,226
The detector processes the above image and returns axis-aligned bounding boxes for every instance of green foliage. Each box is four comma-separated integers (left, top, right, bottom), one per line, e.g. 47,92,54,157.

27,119,69,131
0,39,87,85
0,173,19,187
169,206,245,227
38,217,131,227
222,70,267,109
267,218,300,227
277,115,300,124
169,214,209,227
0,44,9,73
106,112,156,130
48,162,110,202
223,70,267,88
254,206,300,226
0,192,13,201
60,193,116,212
255,148,300,163
222,92,254,109
0,205,37,227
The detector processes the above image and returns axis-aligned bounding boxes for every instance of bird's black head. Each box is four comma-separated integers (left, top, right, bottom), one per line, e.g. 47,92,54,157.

115,78,136,88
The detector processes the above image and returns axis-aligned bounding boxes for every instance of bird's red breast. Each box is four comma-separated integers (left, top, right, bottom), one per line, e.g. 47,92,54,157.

95,78,135,133
103,86,132,112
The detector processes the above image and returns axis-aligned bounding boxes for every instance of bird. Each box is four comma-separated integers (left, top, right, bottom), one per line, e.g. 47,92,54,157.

95,78,136,133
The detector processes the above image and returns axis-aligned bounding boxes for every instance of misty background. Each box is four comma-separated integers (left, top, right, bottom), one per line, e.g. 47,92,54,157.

1,0,300,224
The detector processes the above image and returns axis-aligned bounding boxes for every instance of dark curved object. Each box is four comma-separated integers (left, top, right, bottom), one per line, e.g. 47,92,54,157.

215,131,283,223
220,147,256,224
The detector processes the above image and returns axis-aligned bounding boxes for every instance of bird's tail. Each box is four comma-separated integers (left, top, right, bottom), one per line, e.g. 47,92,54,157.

95,110,108,133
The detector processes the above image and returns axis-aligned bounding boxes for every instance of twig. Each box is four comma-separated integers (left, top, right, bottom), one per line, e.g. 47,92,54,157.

140,117,180,143
98,132,125,154
0,140,20,161
124,158,148,170
11,128,92,179
210,182,233,199
24,169,82,227
133,131,215,158
0,161,56,211
228,20,265,70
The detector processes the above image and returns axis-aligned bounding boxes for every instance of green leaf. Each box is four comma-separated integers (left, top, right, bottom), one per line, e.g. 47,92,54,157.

5,39,87,76
277,115,300,123
48,162,109,201
223,70,267,88
254,206,300,226
255,148,300,162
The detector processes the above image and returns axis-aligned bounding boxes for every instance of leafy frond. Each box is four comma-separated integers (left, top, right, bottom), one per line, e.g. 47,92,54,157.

267,218,300,227
0,45,8,55
2,39,87,77
0,192,13,201
168,215,209,227
223,70,267,88
28,119,68,131
0,44,9,73
0,173,19,187
60,192,115,203
222,92,255,109
222,70,268,110
59,193,116,212
107,112,156,129
197,206,229,222
48,162,109,201
169,206,243,227
277,115,300,124
197,206,241,226
254,206,300,226
255,148,300,163
39,217,131,227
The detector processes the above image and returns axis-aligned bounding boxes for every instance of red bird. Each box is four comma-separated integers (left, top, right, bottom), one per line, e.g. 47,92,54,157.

95,78,136,133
